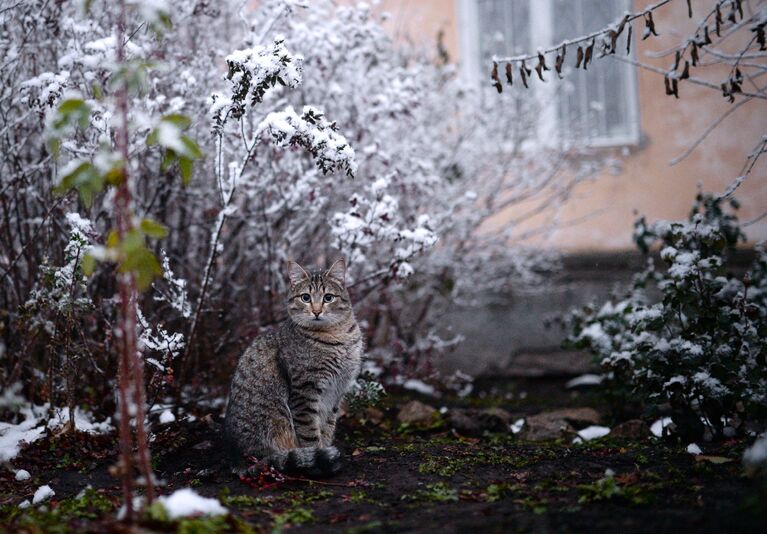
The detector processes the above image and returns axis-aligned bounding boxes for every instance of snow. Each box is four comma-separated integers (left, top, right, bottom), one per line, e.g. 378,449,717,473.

692,372,729,396
159,409,176,424
401,379,437,397
0,405,112,461
18,500,31,509
157,488,227,519
579,323,613,354
686,443,702,455
15,469,31,481
577,425,611,441
743,433,767,468
651,417,673,437
256,105,357,177
510,418,525,434
0,407,46,461
565,374,603,389
32,485,55,504
46,407,113,434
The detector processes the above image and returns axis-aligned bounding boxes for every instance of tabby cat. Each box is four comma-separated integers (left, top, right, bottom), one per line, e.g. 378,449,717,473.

224,259,363,476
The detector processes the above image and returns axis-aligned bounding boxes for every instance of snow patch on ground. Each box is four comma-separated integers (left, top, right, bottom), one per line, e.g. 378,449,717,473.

744,433,767,468
686,443,702,455
651,417,673,437
158,488,227,519
400,379,437,397
47,406,113,434
565,374,604,389
0,407,46,461
577,425,611,441
32,485,55,504
510,418,525,434
0,404,112,461
15,469,31,481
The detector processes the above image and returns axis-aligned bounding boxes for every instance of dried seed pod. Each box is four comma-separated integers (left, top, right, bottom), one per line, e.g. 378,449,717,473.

680,61,690,80
754,26,766,50
583,39,594,70
535,53,548,81
643,12,658,40
519,61,529,88
686,0,692,18
555,46,565,78
691,41,699,65
505,62,513,86
491,62,502,93
626,24,633,54
575,46,584,68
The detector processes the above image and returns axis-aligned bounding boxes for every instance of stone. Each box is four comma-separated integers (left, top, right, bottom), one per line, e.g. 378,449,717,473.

396,400,437,425
518,414,574,441
610,419,650,440
535,407,602,427
448,407,514,435
516,407,600,441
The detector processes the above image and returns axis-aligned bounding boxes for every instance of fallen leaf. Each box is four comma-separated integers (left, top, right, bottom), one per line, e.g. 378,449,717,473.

695,455,733,464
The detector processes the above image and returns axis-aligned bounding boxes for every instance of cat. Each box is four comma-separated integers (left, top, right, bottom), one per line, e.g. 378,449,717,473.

224,259,363,477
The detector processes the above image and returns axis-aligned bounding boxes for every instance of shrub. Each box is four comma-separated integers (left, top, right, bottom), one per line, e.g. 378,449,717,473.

566,192,767,440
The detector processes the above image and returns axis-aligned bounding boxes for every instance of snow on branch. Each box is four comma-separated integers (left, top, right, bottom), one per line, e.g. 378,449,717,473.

211,37,303,129
255,105,357,177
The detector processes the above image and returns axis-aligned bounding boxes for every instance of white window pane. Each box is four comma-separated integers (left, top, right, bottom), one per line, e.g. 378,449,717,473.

475,0,637,145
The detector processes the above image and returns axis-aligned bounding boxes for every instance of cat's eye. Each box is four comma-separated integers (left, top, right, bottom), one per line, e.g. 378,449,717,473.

300,293,311,303
323,294,335,303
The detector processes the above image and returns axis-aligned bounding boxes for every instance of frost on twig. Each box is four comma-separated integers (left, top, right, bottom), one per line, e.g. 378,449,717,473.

211,37,303,130
256,105,357,177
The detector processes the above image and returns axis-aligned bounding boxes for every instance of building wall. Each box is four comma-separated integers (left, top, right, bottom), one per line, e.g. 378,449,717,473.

374,0,767,252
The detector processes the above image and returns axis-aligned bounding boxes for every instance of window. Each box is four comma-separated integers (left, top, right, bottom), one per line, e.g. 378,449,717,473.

459,0,640,146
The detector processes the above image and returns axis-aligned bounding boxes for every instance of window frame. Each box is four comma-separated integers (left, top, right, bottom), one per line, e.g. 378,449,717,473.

457,0,641,148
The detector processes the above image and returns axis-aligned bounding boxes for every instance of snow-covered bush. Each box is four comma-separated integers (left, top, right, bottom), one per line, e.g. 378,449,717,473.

1,0,599,415
567,192,767,440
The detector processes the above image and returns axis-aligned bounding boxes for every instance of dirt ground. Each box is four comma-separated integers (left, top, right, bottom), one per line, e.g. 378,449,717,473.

1,377,765,533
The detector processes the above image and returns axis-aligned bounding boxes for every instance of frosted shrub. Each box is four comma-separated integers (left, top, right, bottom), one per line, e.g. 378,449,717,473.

567,193,767,440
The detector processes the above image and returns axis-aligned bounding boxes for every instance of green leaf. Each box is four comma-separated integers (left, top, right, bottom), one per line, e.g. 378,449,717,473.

140,218,168,239
178,157,193,185
163,114,192,129
120,229,144,255
53,98,90,130
120,246,162,292
180,136,203,159
106,230,120,249
49,138,61,160
54,161,104,207
81,252,97,276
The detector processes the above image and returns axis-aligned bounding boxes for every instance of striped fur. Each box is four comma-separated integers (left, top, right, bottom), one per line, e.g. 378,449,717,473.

225,259,363,477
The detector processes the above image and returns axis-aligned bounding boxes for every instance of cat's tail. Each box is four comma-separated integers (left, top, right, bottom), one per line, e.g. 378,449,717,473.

265,446,342,478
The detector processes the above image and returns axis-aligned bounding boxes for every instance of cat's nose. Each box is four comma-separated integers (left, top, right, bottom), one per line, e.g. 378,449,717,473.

313,311,321,318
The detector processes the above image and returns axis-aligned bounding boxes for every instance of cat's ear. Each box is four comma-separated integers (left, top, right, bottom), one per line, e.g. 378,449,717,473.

287,261,309,287
325,258,346,285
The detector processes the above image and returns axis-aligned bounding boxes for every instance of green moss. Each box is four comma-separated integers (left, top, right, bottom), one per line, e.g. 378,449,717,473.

485,483,522,502
271,507,314,533
284,489,333,506
220,493,273,508
401,482,458,503
344,521,385,533
577,475,654,506
0,488,116,533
